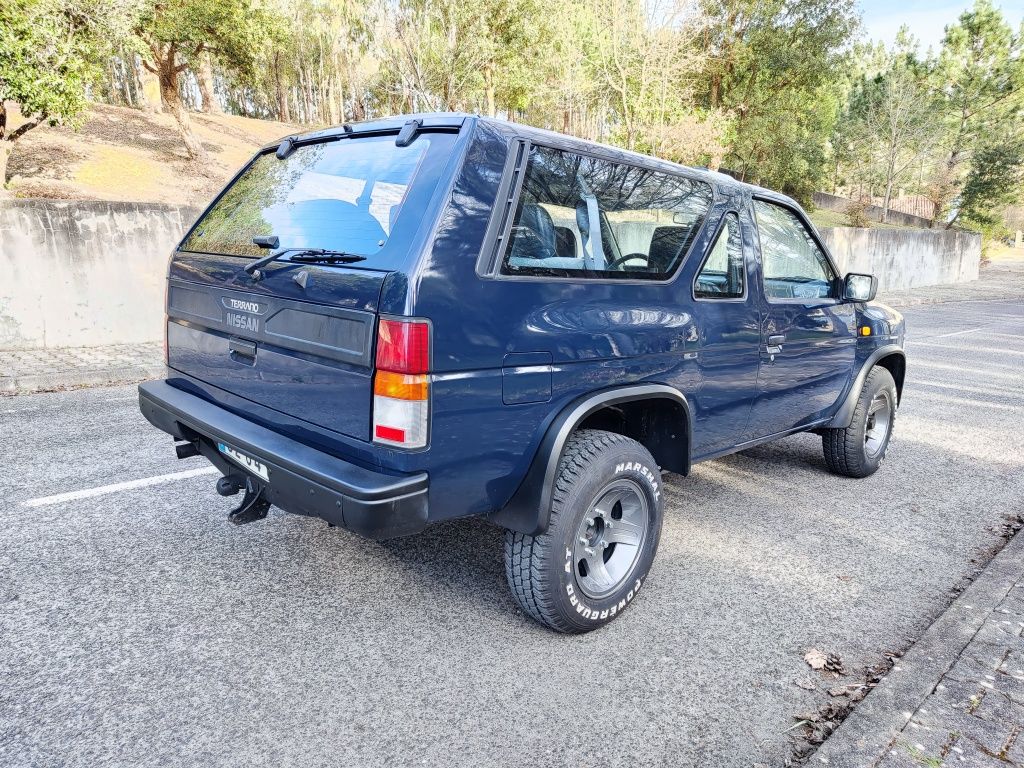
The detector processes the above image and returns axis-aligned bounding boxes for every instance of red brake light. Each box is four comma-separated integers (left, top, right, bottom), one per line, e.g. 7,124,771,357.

376,319,430,373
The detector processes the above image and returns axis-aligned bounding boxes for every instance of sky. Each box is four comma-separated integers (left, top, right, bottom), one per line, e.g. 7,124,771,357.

859,0,1024,50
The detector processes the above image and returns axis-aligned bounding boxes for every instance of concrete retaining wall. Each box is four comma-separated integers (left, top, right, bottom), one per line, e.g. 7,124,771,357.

819,227,981,293
0,200,201,350
0,199,982,351
812,191,936,229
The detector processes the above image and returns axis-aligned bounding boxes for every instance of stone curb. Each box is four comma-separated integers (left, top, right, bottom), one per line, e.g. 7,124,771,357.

811,530,1024,766
0,366,164,396
880,292,1024,308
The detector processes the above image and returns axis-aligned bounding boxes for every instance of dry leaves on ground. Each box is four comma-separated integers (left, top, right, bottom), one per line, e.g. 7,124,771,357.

804,648,846,676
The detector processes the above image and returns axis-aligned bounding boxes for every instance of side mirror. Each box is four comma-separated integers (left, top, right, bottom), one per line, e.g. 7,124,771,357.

843,272,877,302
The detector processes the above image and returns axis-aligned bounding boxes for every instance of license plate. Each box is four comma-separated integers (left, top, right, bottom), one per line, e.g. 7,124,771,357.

217,442,270,482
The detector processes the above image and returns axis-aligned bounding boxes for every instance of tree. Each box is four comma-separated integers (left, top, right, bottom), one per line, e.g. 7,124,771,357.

134,0,271,160
696,0,860,202
0,0,122,189
930,0,1024,228
383,0,489,112
954,138,1024,230
588,0,704,151
843,32,938,221
461,0,548,118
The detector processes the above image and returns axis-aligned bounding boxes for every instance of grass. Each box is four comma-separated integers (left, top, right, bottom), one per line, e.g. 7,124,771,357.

808,207,921,231
73,145,175,201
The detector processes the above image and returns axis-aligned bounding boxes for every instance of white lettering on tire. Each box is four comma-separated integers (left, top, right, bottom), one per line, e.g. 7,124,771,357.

614,461,660,501
564,544,643,622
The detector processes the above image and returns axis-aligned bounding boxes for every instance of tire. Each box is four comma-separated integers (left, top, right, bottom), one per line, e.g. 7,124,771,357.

821,366,897,478
504,429,664,633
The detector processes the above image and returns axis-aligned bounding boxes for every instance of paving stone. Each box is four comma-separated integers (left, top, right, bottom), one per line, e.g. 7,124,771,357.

945,738,1010,766
876,742,943,767
813,531,1024,766
0,343,163,395
988,671,1024,707
915,708,1013,759
972,688,1024,729
946,654,1006,686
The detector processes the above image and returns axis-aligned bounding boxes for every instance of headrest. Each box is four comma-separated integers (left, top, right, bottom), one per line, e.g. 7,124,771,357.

510,204,556,260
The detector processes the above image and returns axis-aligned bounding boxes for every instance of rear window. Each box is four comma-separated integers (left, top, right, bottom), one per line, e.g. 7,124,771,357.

181,134,430,258
501,145,713,280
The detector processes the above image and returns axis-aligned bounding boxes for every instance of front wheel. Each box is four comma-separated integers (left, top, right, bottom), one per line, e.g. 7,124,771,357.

821,366,897,478
504,429,664,633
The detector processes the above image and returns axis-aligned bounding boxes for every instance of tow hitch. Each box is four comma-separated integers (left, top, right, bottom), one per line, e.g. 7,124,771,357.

217,473,271,525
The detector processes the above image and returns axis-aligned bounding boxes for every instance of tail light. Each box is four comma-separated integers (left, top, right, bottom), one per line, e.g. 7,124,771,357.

373,318,431,449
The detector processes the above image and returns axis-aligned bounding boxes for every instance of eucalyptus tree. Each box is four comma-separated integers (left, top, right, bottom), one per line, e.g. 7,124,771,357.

134,0,273,159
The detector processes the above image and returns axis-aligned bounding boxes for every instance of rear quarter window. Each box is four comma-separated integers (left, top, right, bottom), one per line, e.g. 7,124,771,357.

501,145,713,280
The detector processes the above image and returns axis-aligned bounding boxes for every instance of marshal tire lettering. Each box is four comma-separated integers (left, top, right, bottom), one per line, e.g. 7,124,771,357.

614,461,661,501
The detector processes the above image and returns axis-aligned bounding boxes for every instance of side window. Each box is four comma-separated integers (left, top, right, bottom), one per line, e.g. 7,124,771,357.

695,213,744,299
501,146,713,280
753,200,837,300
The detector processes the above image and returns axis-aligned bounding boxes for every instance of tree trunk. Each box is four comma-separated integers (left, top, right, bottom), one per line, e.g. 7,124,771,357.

156,55,209,162
197,54,221,114
273,53,290,122
137,57,163,113
0,104,44,194
0,141,12,194
348,79,361,122
484,64,496,118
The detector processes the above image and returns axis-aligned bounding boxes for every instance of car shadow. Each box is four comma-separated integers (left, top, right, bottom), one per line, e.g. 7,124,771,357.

372,514,519,613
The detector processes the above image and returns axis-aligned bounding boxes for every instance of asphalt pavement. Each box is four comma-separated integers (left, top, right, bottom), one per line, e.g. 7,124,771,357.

2,298,1022,767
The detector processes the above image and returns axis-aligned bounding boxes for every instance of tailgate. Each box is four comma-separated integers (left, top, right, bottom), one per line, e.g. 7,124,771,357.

166,262,386,441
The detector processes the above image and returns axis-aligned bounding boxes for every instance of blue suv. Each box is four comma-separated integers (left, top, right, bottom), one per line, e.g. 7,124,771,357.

139,114,906,632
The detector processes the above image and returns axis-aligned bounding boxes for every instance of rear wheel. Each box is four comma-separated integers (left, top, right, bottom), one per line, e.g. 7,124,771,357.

822,366,897,478
504,429,664,633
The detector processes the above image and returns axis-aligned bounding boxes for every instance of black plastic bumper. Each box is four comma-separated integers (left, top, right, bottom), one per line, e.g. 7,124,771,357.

138,380,429,539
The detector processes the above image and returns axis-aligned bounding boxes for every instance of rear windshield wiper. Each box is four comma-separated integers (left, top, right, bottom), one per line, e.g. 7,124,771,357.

244,246,366,280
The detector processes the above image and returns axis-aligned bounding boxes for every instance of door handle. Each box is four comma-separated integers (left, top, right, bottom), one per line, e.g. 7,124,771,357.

767,334,786,345
228,337,257,364
765,334,785,356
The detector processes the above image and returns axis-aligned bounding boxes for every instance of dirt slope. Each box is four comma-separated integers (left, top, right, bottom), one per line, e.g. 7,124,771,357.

5,102,306,206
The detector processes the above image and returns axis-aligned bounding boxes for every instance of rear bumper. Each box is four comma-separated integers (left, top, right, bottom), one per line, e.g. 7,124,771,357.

138,380,429,539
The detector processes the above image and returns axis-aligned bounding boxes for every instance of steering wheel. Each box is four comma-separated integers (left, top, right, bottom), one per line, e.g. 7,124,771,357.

605,252,649,270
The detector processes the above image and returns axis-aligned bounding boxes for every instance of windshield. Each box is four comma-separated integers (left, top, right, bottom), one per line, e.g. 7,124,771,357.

181,134,430,258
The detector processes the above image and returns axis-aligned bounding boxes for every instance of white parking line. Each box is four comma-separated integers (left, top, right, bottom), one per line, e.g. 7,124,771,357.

24,467,220,508
932,325,988,339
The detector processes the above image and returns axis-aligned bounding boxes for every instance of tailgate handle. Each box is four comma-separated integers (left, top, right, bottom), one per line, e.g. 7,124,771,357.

229,337,257,363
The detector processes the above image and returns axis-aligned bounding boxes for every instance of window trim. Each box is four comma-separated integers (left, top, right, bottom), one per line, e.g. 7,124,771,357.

691,210,747,302
479,139,717,285
751,195,843,304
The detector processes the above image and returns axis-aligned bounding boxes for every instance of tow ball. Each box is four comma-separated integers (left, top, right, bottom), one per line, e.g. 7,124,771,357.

217,474,271,525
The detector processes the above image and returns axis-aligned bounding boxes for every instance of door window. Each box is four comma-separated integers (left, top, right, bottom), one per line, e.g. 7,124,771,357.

753,200,836,300
694,213,744,299
501,145,713,280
